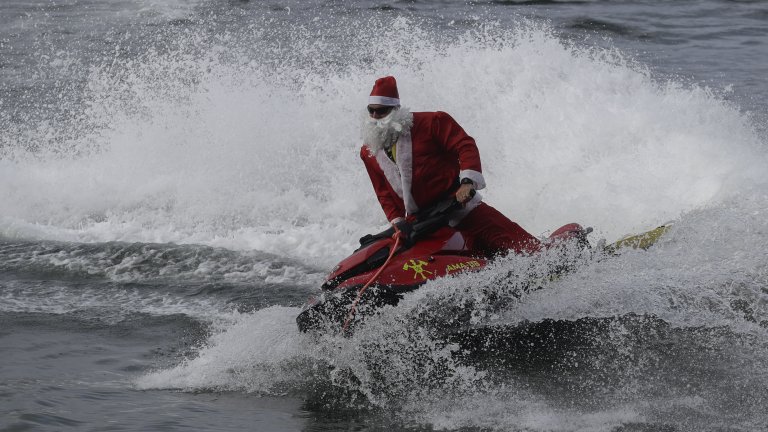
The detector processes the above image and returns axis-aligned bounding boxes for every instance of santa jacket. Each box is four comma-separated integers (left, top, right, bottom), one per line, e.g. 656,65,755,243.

360,111,486,225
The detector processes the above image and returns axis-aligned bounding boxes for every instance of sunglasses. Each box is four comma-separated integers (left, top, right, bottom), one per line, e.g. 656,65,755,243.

367,106,395,116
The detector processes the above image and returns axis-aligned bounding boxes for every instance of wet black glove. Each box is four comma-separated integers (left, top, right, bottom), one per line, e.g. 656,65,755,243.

393,220,413,246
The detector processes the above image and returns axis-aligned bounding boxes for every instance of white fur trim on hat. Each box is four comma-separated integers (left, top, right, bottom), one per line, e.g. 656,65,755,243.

368,96,400,106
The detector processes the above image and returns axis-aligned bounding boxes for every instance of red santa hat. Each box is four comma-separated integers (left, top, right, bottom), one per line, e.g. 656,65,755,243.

368,76,400,106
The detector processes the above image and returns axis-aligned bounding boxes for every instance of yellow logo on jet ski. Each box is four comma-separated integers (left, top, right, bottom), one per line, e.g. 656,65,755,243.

403,259,433,280
445,260,481,273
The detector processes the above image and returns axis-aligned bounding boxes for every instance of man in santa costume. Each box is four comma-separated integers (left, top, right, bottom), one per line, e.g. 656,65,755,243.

360,76,541,256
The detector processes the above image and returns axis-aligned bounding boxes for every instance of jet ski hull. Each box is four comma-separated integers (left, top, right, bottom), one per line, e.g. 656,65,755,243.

296,222,590,333
296,225,490,332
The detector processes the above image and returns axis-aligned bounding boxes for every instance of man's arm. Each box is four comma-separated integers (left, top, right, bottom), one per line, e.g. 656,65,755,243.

432,111,486,190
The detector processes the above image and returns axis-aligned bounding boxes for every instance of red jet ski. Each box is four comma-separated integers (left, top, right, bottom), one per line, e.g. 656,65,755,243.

296,198,590,333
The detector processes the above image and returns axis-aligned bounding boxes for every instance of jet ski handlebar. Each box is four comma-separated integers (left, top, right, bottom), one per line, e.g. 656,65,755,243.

358,190,475,249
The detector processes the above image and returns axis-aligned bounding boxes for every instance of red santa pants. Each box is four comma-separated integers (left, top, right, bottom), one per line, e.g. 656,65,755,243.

455,202,541,256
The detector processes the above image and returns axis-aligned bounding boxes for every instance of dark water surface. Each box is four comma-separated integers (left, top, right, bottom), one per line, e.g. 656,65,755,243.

2,1,768,431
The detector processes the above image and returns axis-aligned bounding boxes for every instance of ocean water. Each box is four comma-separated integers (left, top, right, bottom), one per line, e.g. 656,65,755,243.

1,1,767,431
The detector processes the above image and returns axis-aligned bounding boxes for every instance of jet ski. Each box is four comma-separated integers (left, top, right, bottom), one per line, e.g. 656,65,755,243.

296,197,593,333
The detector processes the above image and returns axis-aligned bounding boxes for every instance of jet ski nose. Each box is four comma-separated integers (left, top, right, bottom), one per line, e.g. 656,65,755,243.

299,293,325,313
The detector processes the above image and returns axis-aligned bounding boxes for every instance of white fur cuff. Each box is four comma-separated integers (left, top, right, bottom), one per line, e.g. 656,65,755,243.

459,169,486,190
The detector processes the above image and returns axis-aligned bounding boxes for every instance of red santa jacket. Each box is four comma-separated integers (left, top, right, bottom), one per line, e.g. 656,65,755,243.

361,111,486,224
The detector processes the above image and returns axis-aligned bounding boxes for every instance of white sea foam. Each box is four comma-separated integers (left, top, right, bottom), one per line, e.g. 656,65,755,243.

1,19,765,269
134,193,768,428
135,306,309,393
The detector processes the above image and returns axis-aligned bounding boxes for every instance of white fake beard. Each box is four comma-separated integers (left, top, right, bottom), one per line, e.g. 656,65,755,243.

361,107,413,154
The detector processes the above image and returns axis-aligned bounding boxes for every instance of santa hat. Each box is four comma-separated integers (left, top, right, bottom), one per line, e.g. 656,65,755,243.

368,76,400,106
